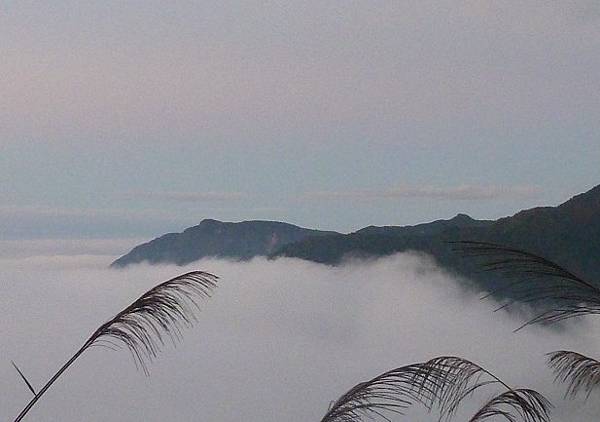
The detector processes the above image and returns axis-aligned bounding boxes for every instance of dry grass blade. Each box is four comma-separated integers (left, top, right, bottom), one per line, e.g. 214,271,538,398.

13,270,218,422
11,361,36,396
547,351,600,398
319,356,530,422
450,241,600,329
467,389,551,422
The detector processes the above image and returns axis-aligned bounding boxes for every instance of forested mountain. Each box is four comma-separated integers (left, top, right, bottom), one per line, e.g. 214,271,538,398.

113,185,600,292
111,219,338,267
275,185,600,290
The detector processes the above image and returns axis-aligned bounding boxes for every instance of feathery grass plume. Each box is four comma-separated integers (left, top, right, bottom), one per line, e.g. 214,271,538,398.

450,241,600,329
319,363,445,422
452,241,600,399
422,356,507,421
467,389,551,422
547,351,600,399
13,270,218,422
320,356,551,422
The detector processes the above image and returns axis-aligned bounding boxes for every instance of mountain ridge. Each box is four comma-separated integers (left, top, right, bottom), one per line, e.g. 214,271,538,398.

111,219,338,267
112,185,600,291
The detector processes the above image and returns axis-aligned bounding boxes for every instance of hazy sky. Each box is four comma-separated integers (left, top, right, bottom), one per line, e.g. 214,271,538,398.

2,1,599,243
2,254,600,421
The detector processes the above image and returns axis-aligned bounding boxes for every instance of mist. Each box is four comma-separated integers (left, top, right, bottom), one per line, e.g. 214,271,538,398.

1,253,599,421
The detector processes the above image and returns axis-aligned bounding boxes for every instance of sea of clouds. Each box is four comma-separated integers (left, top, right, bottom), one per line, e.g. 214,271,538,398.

1,252,599,421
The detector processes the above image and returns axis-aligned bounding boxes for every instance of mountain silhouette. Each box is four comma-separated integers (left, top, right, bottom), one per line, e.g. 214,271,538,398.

111,219,337,267
112,185,600,292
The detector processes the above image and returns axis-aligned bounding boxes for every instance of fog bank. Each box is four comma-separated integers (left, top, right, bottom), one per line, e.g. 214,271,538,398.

1,253,599,421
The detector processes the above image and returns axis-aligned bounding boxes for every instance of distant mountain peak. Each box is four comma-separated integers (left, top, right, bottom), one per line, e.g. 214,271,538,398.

555,184,600,223
111,219,338,267
111,185,600,276
450,213,474,223
198,218,222,225
560,184,600,208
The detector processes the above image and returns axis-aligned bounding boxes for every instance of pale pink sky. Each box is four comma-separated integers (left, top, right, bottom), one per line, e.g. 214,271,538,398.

1,1,599,242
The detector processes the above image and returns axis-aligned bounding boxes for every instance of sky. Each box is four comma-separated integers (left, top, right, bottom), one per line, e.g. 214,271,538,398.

2,253,600,421
1,1,600,251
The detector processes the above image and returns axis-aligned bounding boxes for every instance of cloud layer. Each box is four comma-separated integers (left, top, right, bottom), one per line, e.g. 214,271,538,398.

0,205,186,239
122,191,249,202
1,253,599,421
0,238,144,259
302,184,542,202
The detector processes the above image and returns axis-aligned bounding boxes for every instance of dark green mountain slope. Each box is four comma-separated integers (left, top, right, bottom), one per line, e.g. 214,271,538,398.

111,219,338,267
276,185,600,289
356,213,493,237
112,185,600,293
274,213,492,263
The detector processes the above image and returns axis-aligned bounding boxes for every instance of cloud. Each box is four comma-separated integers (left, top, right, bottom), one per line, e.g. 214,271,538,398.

0,205,178,221
0,238,143,259
0,204,293,241
0,253,598,421
0,205,187,239
302,185,543,202
121,191,249,202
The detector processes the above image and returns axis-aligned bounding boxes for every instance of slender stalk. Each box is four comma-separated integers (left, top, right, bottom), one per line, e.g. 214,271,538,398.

14,338,94,421
12,270,217,421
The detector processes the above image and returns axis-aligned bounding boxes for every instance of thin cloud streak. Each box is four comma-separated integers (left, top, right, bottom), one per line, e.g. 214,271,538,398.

122,191,249,202
302,185,543,202
0,205,178,220
0,204,291,240
0,238,144,259
0,205,188,239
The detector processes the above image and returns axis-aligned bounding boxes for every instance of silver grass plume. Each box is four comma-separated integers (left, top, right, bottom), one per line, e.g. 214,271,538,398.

13,270,218,422
320,356,551,422
451,241,600,329
467,389,551,422
319,363,439,422
452,241,600,399
547,351,600,398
